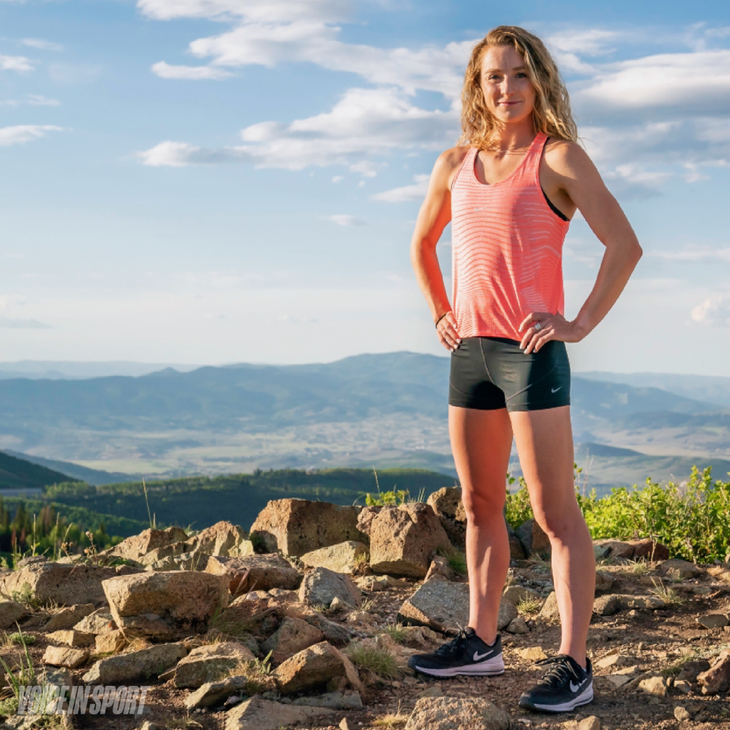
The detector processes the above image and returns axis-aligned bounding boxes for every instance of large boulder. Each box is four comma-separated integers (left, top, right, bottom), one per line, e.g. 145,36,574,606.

427,487,467,548
405,697,510,730
101,527,189,564
261,617,325,665
82,642,188,684
173,641,254,688
102,571,229,640
249,499,366,557
224,696,335,730
366,504,453,579
299,567,361,609
205,554,301,596
0,562,140,607
273,641,362,695
0,601,28,629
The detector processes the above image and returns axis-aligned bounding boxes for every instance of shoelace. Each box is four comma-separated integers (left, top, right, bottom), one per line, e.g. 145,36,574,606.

534,655,582,688
434,629,470,657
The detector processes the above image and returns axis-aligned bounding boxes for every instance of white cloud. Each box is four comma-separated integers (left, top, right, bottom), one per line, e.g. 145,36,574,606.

324,214,366,227
691,295,730,326
151,61,233,79
0,125,62,146
331,175,343,183
654,248,730,263
0,94,60,107
21,38,63,52
139,86,458,169
372,174,429,202
0,54,34,72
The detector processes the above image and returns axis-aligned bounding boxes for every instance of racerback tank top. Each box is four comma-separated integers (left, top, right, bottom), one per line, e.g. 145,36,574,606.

450,132,569,341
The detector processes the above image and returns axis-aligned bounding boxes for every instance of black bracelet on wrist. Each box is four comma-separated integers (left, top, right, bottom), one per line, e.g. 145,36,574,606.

435,312,449,328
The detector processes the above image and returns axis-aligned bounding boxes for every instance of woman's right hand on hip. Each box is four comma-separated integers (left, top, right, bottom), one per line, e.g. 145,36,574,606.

436,311,462,352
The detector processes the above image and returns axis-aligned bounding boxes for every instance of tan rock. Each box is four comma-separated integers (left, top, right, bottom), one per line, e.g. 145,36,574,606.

404,697,510,730
697,614,729,630
187,521,253,559
0,600,28,629
0,562,140,607
95,629,127,654
73,609,115,635
273,641,362,695
82,642,188,684
174,641,254,688
250,499,366,557
638,675,668,696
516,519,550,557
103,526,188,563
697,650,730,695
224,696,335,730
424,555,455,582
185,675,248,709
659,558,703,580
205,554,300,596
261,616,325,665
427,487,466,548
102,571,229,640
300,541,369,575
517,646,547,662
43,645,89,669
578,717,601,730
299,567,361,609
539,591,560,620
502,585,541,605
368,504,453,579
505,616,529,634
593,594,621,616
45,630,94,648
45,603,95,632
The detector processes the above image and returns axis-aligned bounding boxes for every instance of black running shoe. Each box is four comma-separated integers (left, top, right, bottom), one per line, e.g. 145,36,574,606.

407,628,504,677
518,654,593,713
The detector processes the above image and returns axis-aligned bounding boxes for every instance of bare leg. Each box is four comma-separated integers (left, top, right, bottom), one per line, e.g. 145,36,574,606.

509,406,595,667
449,405,513,645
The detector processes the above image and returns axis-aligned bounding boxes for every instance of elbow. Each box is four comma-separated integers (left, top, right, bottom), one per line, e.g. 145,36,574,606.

632,241,643,266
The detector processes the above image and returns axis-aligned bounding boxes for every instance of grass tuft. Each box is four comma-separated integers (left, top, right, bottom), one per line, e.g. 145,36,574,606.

345,645,400,680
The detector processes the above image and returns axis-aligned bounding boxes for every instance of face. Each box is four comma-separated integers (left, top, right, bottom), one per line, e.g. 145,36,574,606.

479,44,537,128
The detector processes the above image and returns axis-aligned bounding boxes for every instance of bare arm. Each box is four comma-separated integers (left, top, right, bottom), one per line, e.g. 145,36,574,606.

520,142,643,353
410,148,466,351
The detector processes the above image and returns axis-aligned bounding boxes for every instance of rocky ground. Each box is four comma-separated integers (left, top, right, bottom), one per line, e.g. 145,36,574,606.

0,492,728,730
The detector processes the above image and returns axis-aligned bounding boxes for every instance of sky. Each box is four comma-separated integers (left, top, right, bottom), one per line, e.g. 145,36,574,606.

1,0,730,375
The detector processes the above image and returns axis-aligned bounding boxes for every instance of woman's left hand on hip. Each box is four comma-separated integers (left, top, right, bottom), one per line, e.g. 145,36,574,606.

518,312,581,353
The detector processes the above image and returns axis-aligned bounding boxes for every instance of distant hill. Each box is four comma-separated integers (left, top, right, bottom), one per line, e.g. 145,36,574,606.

0,451,80,490
2,450,133,486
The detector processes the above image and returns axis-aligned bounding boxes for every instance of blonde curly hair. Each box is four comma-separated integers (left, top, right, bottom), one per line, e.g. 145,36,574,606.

458,26,578,150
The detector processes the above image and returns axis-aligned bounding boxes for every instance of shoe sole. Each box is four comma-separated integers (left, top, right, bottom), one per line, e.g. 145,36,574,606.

410,655,505,677
518,683,593,713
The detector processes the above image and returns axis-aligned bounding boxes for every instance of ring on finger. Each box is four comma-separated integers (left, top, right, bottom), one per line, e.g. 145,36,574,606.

534,322,542,332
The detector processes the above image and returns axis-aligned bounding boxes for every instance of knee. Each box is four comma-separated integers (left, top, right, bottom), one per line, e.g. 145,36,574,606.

462,487,505,526
532,500,583,542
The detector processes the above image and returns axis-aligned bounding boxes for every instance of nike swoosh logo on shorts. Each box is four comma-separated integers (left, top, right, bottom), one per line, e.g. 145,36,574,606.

551,386,562,393
473,650,493,661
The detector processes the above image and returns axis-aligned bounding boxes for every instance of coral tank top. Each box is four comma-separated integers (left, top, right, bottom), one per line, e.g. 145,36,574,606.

450,132,569,340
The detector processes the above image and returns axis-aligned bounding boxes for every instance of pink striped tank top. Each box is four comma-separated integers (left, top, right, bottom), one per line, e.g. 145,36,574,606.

450,132,569,340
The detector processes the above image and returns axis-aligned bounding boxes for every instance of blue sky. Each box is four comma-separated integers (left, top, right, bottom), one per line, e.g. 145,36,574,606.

1,0,730,375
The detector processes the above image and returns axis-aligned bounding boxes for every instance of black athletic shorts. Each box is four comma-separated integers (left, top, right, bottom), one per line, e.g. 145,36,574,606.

449,337,571,412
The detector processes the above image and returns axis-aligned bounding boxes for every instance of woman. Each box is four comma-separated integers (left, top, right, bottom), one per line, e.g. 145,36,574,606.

408,26,642,713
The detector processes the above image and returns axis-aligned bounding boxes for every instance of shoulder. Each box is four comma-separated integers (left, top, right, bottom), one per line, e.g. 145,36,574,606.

431,145,472,189
543,138,599,179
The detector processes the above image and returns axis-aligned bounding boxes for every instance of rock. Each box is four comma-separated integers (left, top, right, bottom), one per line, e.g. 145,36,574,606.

404,697,510,730
697,614,729,630
593,539,668,561
398,580,516,633
250,499,366,557
595,571,614,595
539,591,560,620
186,675,247,709
82,642,188,684
300,612,352,646
508,527,527,560
505,616,529,634
427,487,466,548
95,630,127,654
578,717,601,730
368,504,453,579
299,567,361,609
0,562,140,607
188,521,253,559
102,571,229,640
516,518,550,557
174,642,254,688
638,675,668,696
45,604,96,632
223,696,335,730
205,554,301,596
267,588,298,603
502,585,541,605
355,575,407,592
73,609,115,634
620,595,666,610
42,645,89,669
273,641,362,695
607,674,634,688
697,650,730,695
674,679,692,694
517,646,547,662
593,594,621,616
261,616,325,665
677,659,710,682
0,601,28,629
45,630,95,648
595,653,635,670
291,690,363,710
300,541,369,575
674,706,692,722
630,539,669,561
424,555,455,582
659,558,702,580
103,526,189,563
